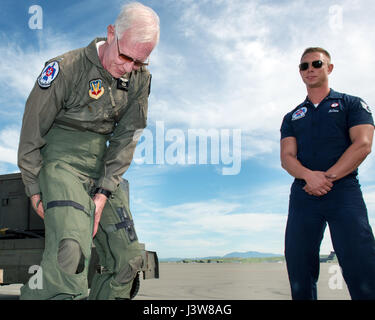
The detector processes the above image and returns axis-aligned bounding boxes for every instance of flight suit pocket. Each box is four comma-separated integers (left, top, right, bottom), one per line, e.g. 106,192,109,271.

114,207,138,243
100,180,138,245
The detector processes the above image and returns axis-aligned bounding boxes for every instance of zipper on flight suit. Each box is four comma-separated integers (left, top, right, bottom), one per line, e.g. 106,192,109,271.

108,86,116,108
108,85,119,120
108,83,124,120
108,80,129,122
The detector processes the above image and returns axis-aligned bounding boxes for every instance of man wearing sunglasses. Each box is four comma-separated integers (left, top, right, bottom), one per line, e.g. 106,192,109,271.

18,2,160,300
280,47,375,299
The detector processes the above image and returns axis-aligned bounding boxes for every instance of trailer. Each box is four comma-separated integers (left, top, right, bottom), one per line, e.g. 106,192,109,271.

0,173,158,299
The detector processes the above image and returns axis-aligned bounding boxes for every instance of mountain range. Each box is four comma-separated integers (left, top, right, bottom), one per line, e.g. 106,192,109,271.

160,251,283,262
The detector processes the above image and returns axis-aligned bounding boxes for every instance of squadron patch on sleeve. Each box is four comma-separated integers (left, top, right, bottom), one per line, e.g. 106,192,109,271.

38,61,60,88
360,100,372,114
292,107,307,121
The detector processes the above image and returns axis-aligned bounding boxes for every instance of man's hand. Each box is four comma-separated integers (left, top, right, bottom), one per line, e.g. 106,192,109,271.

303,171,336,196
92,193,108,238
30,194,45,219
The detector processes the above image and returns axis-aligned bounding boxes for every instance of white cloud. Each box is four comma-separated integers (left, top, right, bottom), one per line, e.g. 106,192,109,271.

2,0,374,258
363,186,375,220
5,0,374,166
0,30,86,170
133,193,288,257
146,0,375,166
133,178,375,257
0,127,19,164
0,126,19,148
358,152,375,183
0,31,76,100
0,146,17,165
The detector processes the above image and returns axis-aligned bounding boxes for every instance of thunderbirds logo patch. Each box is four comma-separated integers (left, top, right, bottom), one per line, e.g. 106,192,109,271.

292,107,307,121
89,79,104,99
38,61,59,88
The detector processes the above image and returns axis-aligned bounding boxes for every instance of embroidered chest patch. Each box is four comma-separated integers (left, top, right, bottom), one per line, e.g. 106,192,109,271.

89,79,105,99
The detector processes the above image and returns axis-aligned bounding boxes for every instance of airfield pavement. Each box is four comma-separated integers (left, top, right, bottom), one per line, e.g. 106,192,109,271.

0,262,351,300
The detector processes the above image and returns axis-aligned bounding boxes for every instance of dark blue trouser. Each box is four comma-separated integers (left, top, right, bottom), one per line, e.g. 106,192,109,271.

285,178,375,300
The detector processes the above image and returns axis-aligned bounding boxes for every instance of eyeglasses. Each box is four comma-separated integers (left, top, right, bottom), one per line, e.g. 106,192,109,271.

116,37,149,67
299,60,324,71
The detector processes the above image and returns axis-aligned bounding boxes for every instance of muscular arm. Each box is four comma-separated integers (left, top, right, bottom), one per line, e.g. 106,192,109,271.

280,137,334,196
326,124,374,181
280,137,309,179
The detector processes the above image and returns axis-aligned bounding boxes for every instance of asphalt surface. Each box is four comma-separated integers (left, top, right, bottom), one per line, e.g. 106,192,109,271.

0,262,350,300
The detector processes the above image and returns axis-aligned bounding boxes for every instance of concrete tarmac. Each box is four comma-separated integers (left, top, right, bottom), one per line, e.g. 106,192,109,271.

0,262,350,300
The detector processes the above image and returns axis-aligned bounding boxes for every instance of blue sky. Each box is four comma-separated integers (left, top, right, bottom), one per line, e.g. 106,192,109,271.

1,0,375,258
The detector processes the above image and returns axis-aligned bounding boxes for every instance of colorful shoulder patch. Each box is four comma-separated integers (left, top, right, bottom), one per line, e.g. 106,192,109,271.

89,79,105,99
292,107,307,121
38,61,60,88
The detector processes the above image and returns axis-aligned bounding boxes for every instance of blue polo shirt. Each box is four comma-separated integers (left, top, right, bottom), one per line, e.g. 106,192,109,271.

280,89,374,179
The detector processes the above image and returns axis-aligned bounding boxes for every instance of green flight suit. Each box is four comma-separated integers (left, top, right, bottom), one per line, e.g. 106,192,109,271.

17,38,151,300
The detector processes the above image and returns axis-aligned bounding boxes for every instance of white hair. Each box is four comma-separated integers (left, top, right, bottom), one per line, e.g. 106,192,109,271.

114,2,160,45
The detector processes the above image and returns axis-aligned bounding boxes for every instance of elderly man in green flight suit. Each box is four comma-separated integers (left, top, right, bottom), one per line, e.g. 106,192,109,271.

17,2,160,300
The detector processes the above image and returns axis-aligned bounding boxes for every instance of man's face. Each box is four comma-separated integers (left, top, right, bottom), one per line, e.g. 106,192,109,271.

102,26,155,78
299,52,333,89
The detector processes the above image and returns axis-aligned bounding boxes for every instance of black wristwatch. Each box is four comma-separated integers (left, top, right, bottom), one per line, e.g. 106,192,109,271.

95,188,112,198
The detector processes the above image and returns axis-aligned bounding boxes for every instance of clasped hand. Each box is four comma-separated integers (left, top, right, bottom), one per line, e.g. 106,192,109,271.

303,171,336,197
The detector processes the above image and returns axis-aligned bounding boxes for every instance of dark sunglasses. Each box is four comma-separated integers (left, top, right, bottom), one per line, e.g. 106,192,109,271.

299,60,323,71
116,37,149,67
